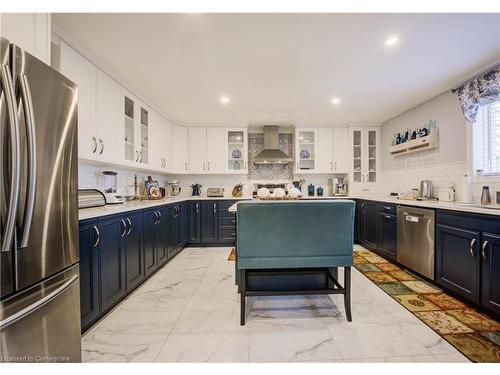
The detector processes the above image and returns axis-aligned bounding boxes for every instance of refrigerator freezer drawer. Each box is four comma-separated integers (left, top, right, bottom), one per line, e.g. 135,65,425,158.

0,264,81,362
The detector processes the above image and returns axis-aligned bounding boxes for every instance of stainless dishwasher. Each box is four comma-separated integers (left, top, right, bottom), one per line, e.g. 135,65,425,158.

397,206,435,279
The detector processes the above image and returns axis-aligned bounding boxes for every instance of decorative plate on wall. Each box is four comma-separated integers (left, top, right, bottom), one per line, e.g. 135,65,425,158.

300,149,311,159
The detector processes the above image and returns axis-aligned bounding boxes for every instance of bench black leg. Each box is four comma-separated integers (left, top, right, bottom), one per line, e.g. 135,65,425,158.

344,266,352,322
240,269,246,325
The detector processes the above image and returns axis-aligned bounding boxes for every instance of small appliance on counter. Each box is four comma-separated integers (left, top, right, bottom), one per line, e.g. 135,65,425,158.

316,186,324,196
102,171,124,204
328,177,348,196
418,179,433,200
207,187,224,197
438,186,455,202
168,180,182,196
78,189,106,208
191,183,202,196
481,186,492,205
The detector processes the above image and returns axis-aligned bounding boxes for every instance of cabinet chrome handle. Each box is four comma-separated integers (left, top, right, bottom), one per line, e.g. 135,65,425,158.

469,238,476,257
207,162,210,171
135,150,140,162
153,211,158,225
157,210,161,224
185,161,188,171
213,203,217,214
139,151,143,163
384,214,391,219
231,232,236,236
196,203,199,213
231,219,236,223
203,162,206,171
92,136,97,153
126,218,132,235
93,226,100,247
384,206,391,211
482,240,489,260
330,161,333,170
99,138,104,155
121,219,127,237
335,162,337,170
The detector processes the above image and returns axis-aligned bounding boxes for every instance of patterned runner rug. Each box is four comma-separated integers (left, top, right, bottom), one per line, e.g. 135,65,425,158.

354,246,500,363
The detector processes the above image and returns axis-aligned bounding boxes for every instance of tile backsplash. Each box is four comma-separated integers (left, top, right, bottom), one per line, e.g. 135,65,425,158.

248,133,294,180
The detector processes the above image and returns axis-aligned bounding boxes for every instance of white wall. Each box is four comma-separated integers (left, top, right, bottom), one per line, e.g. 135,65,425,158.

380,91,499,202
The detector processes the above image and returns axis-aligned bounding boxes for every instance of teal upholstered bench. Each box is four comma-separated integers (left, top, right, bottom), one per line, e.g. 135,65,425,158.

236,200,355,325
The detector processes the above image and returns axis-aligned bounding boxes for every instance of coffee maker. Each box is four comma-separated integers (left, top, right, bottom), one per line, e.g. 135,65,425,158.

328,177,348,196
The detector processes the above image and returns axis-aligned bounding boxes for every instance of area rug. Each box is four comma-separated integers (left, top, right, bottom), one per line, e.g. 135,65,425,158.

228,248,236,261
353,247,500,363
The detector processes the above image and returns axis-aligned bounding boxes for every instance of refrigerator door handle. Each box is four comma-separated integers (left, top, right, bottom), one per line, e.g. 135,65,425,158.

18,74,37,248
0,274,78,329
0,63,21,253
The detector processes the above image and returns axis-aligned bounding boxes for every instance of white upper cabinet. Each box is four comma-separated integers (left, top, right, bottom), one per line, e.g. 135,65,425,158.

317,128,334,173
149,112,171,171
188,127,246,174
172,125,189,174
1,13,51,64
59,40,98,161
225,128,248,173
295,127,349,174
188,127,208,174
206,127,225,174
333,127,349,173
295,128,317,173
349,126,380,191
95,70,123,165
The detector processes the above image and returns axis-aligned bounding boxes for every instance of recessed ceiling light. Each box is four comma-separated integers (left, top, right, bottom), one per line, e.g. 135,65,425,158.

331,97,341,105
220,96,230,104
385,36,398,46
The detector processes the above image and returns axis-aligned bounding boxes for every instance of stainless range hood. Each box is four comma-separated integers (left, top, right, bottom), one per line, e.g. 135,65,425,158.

253,126,293,164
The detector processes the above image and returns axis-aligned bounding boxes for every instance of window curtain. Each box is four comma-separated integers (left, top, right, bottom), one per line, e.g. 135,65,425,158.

454,65,500,123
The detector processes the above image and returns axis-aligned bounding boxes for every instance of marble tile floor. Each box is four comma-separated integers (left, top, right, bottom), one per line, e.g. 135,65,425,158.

82,246,470,363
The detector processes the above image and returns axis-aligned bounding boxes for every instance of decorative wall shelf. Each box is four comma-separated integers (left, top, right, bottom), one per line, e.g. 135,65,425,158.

390,130,439,156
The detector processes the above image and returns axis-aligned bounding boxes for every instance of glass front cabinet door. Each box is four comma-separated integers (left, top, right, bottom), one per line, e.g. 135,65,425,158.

295,129,317,173
349,127,380,189
225,128,248,173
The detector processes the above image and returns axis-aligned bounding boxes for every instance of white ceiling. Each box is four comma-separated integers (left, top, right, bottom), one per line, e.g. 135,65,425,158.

52,13,500,126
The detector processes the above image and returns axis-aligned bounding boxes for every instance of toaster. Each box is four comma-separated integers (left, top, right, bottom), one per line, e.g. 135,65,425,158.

207,187,224,197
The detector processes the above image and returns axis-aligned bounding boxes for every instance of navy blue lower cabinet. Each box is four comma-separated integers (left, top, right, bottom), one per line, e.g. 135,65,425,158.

98,215,127,313
481,232,500,315
200,201,218,243
361,201,378,250
79,219,100,332
436,224,481,303
143,208,159,277
377,212,397,260
124,211,144,290
156,208,169,266
167,204,179,258
188,201,201,243
178,202,188,248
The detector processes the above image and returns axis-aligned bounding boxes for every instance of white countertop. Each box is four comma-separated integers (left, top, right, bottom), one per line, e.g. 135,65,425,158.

79,196,252,220
227,195,500,217
80,194,500,220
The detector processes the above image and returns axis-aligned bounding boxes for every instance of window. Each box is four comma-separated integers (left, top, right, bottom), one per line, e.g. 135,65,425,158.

473,100,500,174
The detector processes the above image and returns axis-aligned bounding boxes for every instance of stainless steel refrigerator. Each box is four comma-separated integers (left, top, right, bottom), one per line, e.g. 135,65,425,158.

0,36,81,362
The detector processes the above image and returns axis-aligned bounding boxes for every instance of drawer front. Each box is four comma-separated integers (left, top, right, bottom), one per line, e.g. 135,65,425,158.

218,208,236,219
378,203,397,215
218,226,236,242
219,216,236,226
